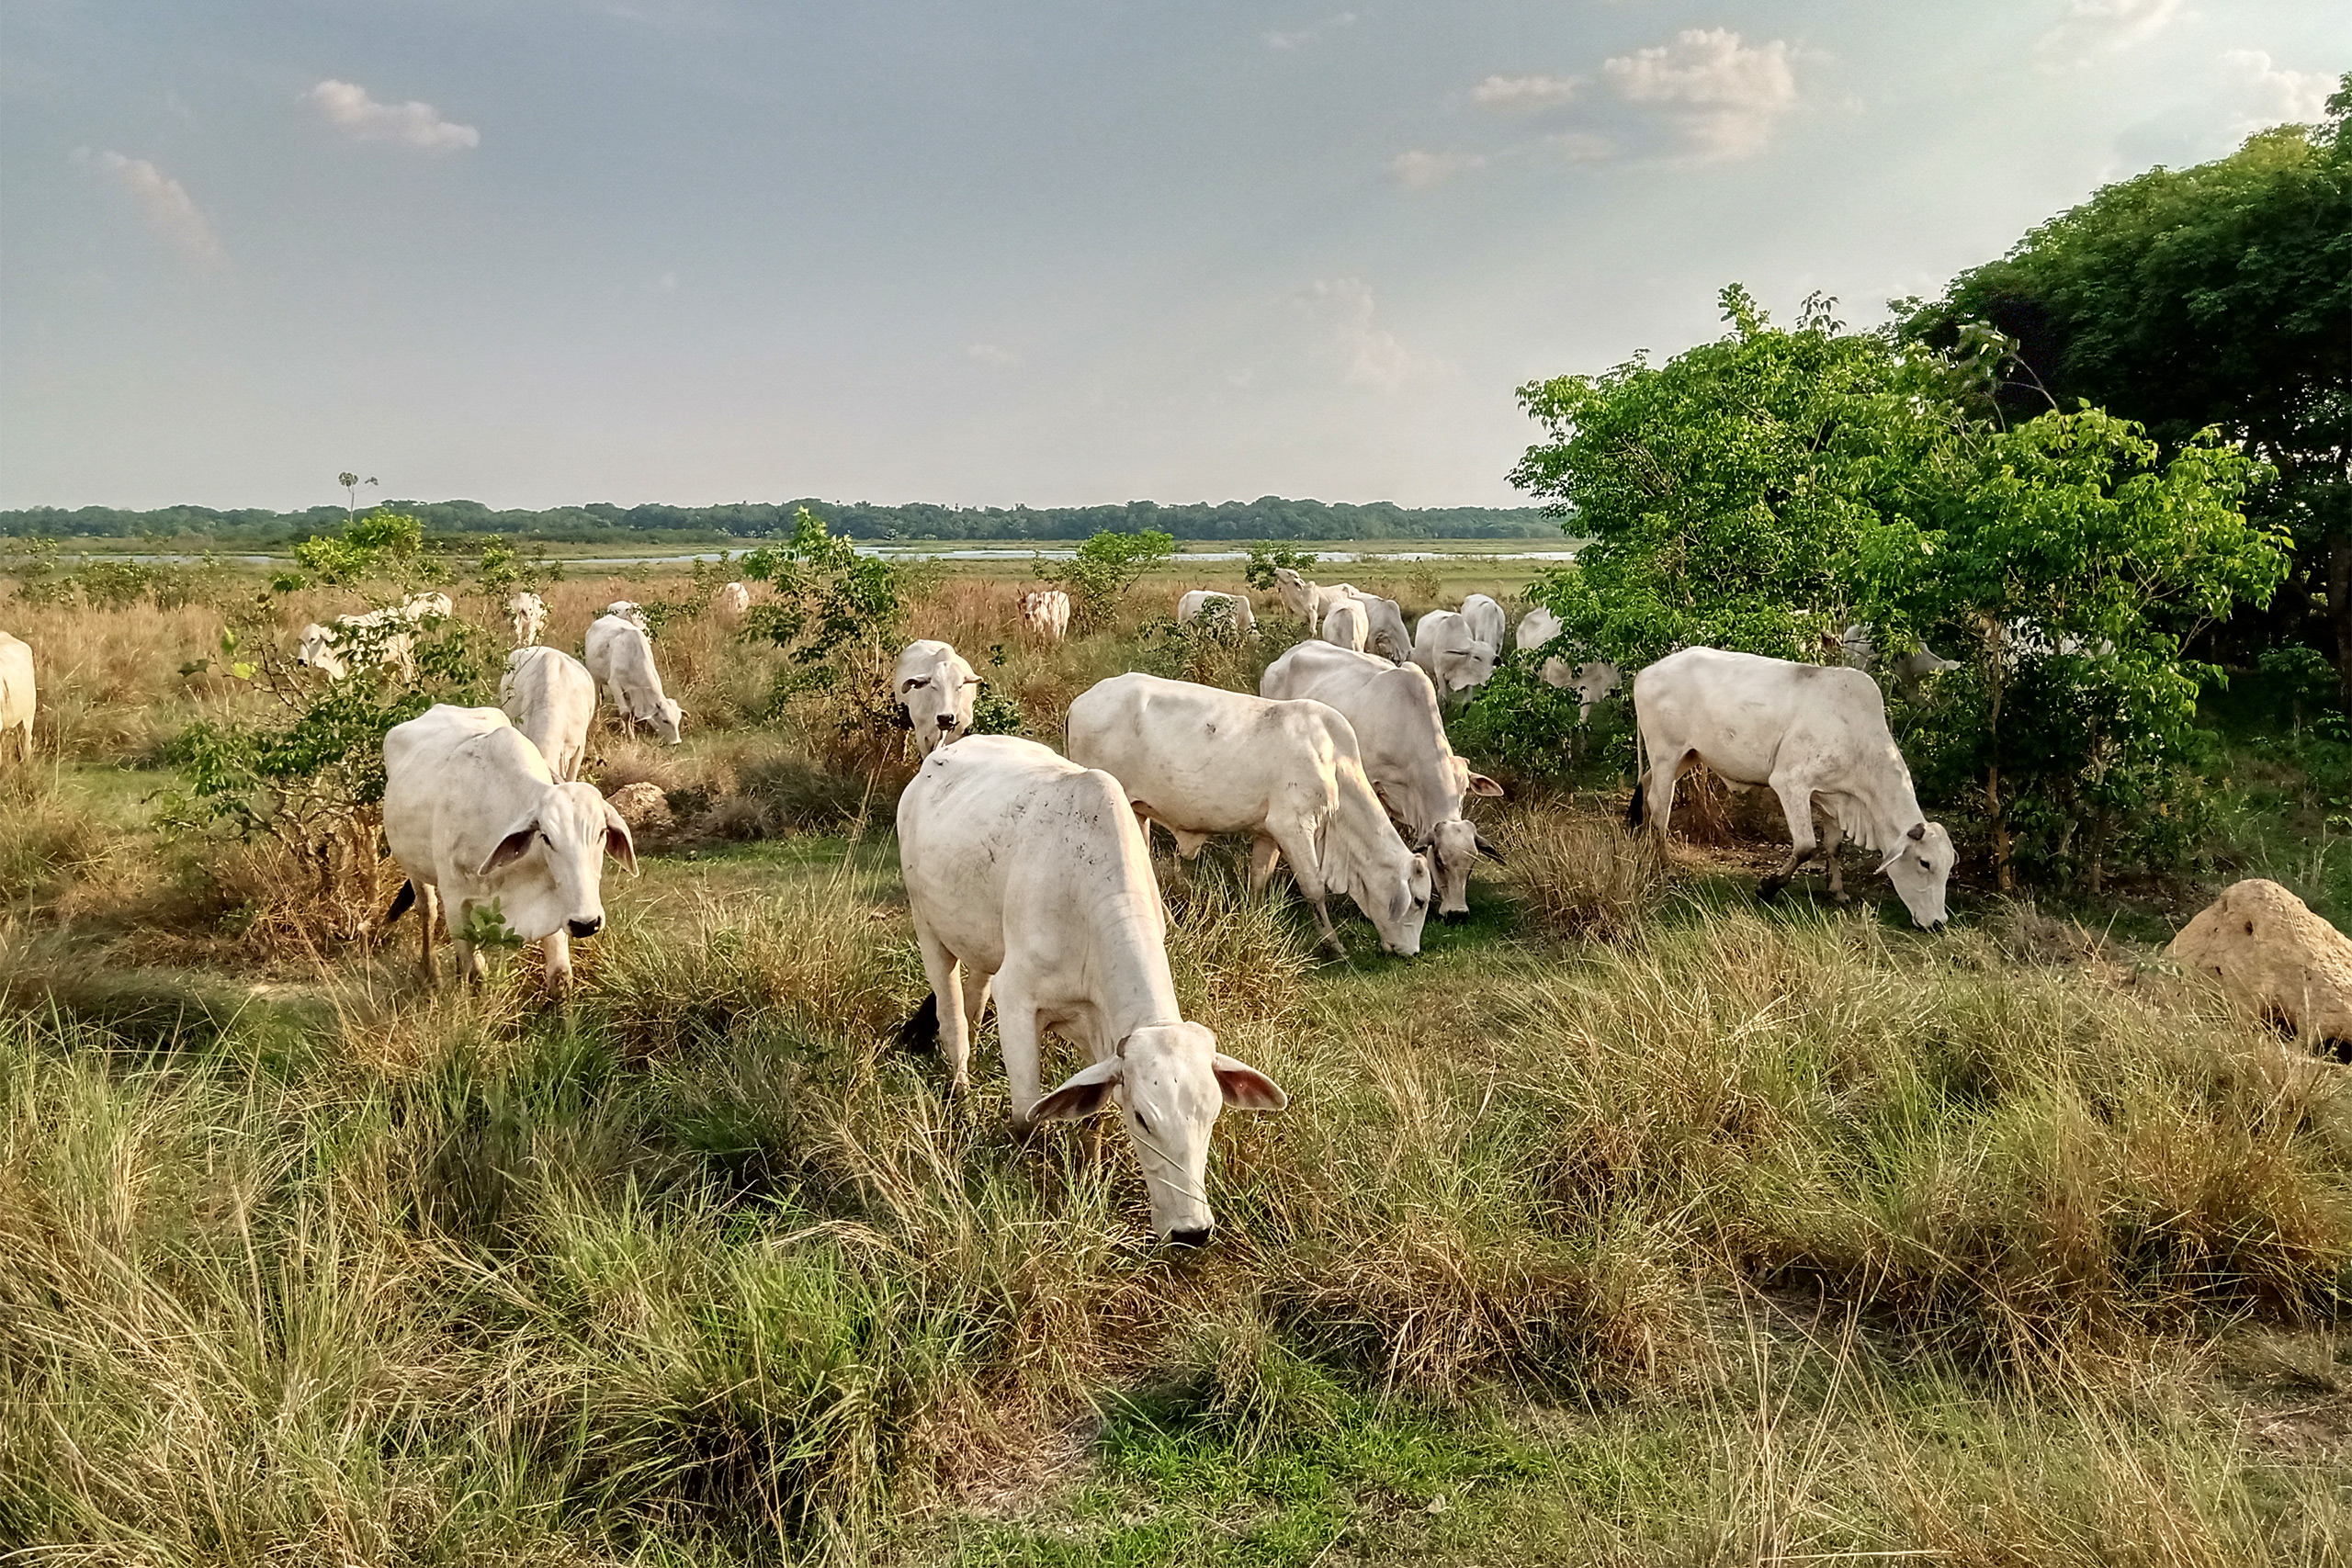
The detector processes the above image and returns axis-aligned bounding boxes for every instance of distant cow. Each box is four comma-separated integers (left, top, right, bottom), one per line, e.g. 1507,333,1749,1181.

1513,606,1618,720
1017,589,1071,640
499,645,597,782
715,581,752,622
0,631,33,763
1840,623,1961,704
296,604,421,682
1067,672,1431,956
506,592,548,648
1459,593,1506,654
1175,589,1256,637
895,638,979,757
381,705,637,990
584,614,684,744
1629,647,1954,928
1320,597,1369,653
603,601,650,633
1410,609,1498,701
1272,567,1363,626
1261,641,1503,920
401,591,454,622
897,734,1289,1244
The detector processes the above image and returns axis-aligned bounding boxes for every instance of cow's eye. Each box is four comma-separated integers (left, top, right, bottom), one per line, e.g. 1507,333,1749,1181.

1135,1113,1150,1134
1918,858,1929,869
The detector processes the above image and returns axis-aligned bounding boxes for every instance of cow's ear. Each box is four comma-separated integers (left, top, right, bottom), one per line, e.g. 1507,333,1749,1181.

1463,767,1506,798
1475,830,1507,864
1212,1054,1289,1112
1906,821,1927,841
602,800,639,876
1032,1057,1123,1122
479,821,537,876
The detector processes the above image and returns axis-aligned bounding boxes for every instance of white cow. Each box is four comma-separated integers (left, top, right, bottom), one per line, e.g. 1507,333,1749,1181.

1261,641,1504,920
715,581,752,622
603,601,650,632
1017,588,1071,640
1459,593,1507,654
499,646,597,782
1513,606,1619,720
583,614,684,744
505,592,548,648
381,705,638,989
1628,647,1955,928
0,631,33,763
1840,623,1961,704
1320,597,1369,653
296,605,418,682
1272,567,1363,626
1067,673,1431,957
1350,593,1414,665
897,734,1289,1244
895,638,979,758
401,591,454,622
1174,589,1256,637
1410,610,1498,700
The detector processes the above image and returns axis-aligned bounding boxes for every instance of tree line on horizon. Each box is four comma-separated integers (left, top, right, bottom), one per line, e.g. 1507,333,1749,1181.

0,495,1555,546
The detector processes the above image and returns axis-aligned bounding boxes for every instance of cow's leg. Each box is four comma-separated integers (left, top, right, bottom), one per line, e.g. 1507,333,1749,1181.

418,883,441,983
1170,828,1211,860
542,928,571,992
1817,814,1848,901
1247,834,1283,895
1759,777,1819,902
447,900,488,986
1265,823,1346,955
916,931,970,1092
993,980,1045,1124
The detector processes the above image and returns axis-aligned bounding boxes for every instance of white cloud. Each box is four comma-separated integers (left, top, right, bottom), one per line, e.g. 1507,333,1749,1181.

1302,277,1415,389
1388,149,1487,189
2037,0,2185,69
1264,12,1355,51
73,148,220,263
305,79,480,152
966,342,1021,367
2220,50,2335,130
1471,73,1581,113
1602,28,1803,161
1544,130,1616,163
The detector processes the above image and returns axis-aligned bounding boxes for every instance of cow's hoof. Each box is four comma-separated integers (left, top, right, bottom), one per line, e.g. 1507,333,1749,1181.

1757,879,1787,904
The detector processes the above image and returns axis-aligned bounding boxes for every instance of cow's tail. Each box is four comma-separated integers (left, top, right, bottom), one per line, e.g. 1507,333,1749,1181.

896,992,940,1055
1627,779,1647,829
384,880,415,925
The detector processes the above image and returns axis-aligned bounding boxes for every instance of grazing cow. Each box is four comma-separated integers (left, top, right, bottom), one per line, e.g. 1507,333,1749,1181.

380,705,637,990
499,646,597,782
584,614,684,744
1261,641,1503,920
1628,647,1954,928
1513,606,1618,719
401,591,454,622
604,601,650,632
1351,593,1414,664
895,638,979,757
1459,593,1507,654
0,631,33,763
1410,610,1498,700
715,581,752,622
897,734,1289,1244
1017,588,1071,640
296,605,419,682
1067,672,1431,957
1840,623,1961,704
1272,567,1363,626
506,592,548,648
1175,589,1256,637
1320,597,1369,653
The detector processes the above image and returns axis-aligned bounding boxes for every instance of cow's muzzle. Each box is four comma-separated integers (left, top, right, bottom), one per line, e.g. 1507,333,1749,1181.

1165,1225,1214,1249
937,715,959,730
568,916,604,939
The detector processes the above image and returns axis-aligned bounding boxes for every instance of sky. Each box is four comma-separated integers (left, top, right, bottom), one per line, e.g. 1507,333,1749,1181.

0,1,2340,513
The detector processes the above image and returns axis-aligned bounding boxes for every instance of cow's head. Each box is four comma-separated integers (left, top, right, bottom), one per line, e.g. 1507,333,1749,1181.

1031,1021,1287,1244
1876,820,1955,929
643,695,685,746
1426,818,1504,921
1272,567,1315,623
899,653,978,757
476,781,639,942
293,623,344,680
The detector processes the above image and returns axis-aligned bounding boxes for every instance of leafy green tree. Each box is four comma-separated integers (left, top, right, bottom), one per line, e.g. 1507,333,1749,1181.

1041,529,1175,632
285,509,431,590
1904,81,2352,698
740,507,906,693
1242,542,1320,592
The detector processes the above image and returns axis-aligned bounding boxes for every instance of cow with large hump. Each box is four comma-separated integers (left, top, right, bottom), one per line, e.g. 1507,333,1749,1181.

897,734,1290,1245
499,645,597,782
584,614,684,744
1459,593,1507,655
1067,672,1431,957
0,630,33,763
1261,640,1504,921
1350,592,1414,665
1410,609,1498,700
1320,597,1369,653
1628,647,1955,928
1174,589,1256,637
381,705,638,990
894,638,979,757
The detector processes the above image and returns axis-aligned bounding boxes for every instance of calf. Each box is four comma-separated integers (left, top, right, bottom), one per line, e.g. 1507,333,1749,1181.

898,734,1289,1244
584,614,684,743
